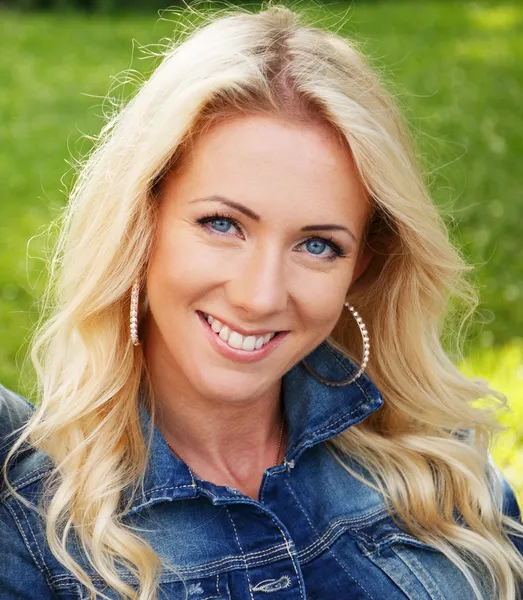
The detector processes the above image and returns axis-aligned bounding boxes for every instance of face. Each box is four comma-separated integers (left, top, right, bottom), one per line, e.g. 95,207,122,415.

144,113,372,405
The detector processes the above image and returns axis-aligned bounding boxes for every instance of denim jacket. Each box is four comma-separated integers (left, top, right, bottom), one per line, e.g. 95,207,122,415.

0,340,521,599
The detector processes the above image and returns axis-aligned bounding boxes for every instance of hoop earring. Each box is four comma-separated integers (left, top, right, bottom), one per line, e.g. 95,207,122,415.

301,303,370,387
130,278,141,346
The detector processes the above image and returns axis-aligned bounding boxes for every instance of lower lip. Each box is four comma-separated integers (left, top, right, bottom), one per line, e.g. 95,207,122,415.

196,311,288,364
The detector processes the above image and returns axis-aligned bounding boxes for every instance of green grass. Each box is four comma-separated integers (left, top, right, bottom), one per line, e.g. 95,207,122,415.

459,341,523,505
0,2,522,502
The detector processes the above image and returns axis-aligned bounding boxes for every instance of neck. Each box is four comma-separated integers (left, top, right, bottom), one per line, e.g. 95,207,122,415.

144,332,287,497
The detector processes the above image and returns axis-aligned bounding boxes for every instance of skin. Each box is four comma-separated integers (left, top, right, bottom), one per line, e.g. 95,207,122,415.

143,113,373,500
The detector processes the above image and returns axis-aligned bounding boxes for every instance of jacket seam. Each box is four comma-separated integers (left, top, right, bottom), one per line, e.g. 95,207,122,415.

3,496,54,593
261,511,305,600
13,494,53,580
48,543,292,585
125,484,197,513
288,403,368,458
285,481,375,600
0,466,52,499
223,506,255,600
393,545,446,600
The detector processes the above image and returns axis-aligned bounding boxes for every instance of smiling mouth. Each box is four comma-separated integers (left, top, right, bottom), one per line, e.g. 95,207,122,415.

197,310,283,352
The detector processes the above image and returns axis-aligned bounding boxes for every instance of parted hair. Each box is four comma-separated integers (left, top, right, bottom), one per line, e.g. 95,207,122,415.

4,3,523,599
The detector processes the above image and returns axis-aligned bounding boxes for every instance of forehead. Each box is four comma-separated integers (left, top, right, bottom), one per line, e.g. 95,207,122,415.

162,113,370,227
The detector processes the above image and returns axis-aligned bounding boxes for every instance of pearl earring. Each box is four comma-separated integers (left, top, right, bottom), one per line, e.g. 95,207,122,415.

300,303,370,387
130,278,141,346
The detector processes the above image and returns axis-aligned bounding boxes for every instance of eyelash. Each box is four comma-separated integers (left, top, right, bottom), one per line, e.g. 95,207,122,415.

195,211,347,262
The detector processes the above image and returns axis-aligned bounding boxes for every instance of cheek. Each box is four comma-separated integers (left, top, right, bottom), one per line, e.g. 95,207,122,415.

296,276,350,335
148,228,221,301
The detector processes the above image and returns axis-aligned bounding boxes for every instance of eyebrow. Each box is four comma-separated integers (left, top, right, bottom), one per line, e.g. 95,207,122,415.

190,195,357,243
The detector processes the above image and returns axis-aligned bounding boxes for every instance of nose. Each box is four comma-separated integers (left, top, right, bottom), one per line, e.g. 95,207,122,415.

225,241,288,319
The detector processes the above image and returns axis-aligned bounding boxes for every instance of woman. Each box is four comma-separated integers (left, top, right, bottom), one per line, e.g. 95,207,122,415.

1,4,522,599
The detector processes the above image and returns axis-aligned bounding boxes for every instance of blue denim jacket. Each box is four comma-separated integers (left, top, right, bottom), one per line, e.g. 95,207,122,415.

1,340,521,599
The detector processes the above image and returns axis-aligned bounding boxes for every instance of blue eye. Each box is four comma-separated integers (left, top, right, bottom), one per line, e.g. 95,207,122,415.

195,212,345,262
305,239,329,255
299,237,344,262
196,213,241,236
210,218,234,233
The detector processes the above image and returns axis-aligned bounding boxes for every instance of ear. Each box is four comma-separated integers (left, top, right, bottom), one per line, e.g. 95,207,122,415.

351,245,374,284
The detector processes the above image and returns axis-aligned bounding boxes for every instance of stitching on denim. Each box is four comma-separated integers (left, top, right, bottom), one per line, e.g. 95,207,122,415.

395,546,446,600
224,506,255,600
0,466,52,500
10,467,50,487
297,508,388,564
49,542,291,587
4,496,51,585
355,528,438,559
284,480,321,538
287,407,359,456
49,574,75,582
155,543,289,580
54,573,227,599
53,581,77,589
12,494,53,581
49,513,390,585
4,498,44,573
286,343,378,456
328,546,377,600
288,393,377,456
139,483,196,495
262,513,304,600
284,479,332,566
259,470,272,505
126,484,197,513
284,482,375,599
346,506,389,526
298,521,348,563
182,543,287,574
202,573,223,600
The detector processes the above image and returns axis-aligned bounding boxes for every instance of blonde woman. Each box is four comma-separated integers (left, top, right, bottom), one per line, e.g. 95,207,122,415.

1,4,522,599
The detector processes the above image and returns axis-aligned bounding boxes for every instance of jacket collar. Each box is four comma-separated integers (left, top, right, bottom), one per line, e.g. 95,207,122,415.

122,340,383,515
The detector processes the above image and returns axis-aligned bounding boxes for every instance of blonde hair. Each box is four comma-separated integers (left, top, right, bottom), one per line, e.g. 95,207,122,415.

4,3,523,599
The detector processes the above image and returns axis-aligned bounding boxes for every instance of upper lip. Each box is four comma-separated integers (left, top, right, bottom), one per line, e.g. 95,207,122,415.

199,311,283,337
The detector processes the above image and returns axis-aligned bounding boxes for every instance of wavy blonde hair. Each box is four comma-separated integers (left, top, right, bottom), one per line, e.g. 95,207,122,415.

4,3,523,599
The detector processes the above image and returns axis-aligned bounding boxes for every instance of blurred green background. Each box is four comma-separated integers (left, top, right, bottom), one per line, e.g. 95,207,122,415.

0,1,521,503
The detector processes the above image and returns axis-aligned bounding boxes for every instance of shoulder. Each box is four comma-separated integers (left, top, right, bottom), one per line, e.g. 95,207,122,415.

0,451,56,598
0,384,53,503
0,498,56,598
486,454,522,521
0,383,35,434
0,417,58,598
0,383,36,468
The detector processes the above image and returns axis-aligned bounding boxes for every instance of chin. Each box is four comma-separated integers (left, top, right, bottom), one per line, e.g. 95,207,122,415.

192,368,277,404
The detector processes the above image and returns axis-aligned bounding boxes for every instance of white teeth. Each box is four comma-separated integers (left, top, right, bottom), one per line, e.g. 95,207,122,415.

202,312,278,352
242,336,256,351
228,331,244,349
218,325,230,342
